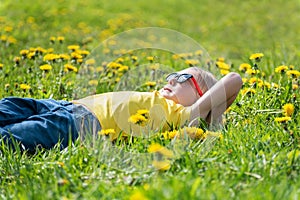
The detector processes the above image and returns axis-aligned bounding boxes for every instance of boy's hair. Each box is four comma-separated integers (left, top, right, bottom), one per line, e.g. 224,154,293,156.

190,67,218,94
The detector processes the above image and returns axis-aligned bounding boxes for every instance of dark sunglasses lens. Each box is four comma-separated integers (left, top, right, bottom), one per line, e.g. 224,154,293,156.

166,73,177,81
177,74,191,82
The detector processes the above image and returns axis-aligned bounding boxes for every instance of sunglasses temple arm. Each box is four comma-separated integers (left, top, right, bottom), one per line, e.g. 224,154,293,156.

191,77,203,97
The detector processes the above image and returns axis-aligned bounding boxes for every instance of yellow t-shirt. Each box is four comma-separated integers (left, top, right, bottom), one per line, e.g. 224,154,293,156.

73,91,191,138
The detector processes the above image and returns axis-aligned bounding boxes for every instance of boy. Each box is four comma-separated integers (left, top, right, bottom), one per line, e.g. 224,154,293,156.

0,67,243,151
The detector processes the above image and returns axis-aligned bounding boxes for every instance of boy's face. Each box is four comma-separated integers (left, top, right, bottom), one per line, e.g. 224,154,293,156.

159,68,200,106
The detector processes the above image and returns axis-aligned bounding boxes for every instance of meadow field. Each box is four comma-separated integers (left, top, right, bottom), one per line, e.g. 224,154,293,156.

0,0,299,199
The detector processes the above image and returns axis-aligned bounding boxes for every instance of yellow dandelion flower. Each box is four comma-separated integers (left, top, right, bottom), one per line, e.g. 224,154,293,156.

0,63,3,69
7,36,17,44
249,53,264,62
145,81,156,87
217,57,225,62
67,45,80,51
39,64,52,71
43,53,60,62
59,54,70,61
57,36,65,43
152,160,171,171
195,50,203,56
271,82,279,89
185,59,199,66
20,83,31,90
96,66,104,72
129,190,149,200
286,70,300,78
88,80,98,86
220,69,230,75
128,114,147,126
64,64,78,72
275,65,288,73
242,78,248,83
239,63,252,72
149,63,159,70
216,61,230,70
131,56,138,62
20,49,29,56
0,35,7,42
4,26,13,32
118,65,129,72
70,52,83,60
148,143,174,158
292,84,298,90
137,109,149,115
148,143,163,153
249,77,263,85
275,116,291,122
13,56,21,64
99,129,116,136
49,36,56,43
115,57,124,63
282,103,294,117
162,130,178,140
246,68,260,75
180,127,206,140
146,56,155,62
172,54,180,60
241,88,256,95
85,59,95,66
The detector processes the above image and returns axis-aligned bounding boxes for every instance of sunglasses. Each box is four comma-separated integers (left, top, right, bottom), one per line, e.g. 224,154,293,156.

166,73,203,97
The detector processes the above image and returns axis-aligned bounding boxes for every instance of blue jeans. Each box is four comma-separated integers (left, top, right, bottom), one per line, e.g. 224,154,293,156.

0,97,101,152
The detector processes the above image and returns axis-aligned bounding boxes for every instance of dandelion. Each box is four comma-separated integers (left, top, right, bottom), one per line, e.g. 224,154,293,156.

162,130,179,140
152,160,171,171
275,116,291,122
57,36,65,43
59,54,70,61
147,56,155,63
128,114,147,126
4,26,13,32
67,45,80,51
286,70,300,78
99,129,116,136
137,109,150,116
241,88,256,95
43,53,60,62
0,63,3,69
64,64,78,72
20,49,29,58
149,63,159,70
216,61,230,70
216,57,225,62
85,59,96,66
275,65,289,73
239,63,252,72
129,190,149,200
248,77,263,86
39,64,52,71
292,84,298,90
220,69,230,75
195,50,203,56
145,81,156,87
180,126,206,140
148,143,174,158
88,80,98,86
131,56,138,62
246,68,260,75
49,36,56,44
20,83,31,90
118,65,129,73
13,57,21,65
282,103,294,117
249,53,264,62
185,59,199,66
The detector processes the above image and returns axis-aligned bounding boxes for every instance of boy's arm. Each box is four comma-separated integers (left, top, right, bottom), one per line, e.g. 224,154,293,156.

188,72,243,125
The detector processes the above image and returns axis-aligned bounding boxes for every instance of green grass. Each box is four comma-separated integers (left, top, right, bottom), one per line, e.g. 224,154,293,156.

0,0,299,199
